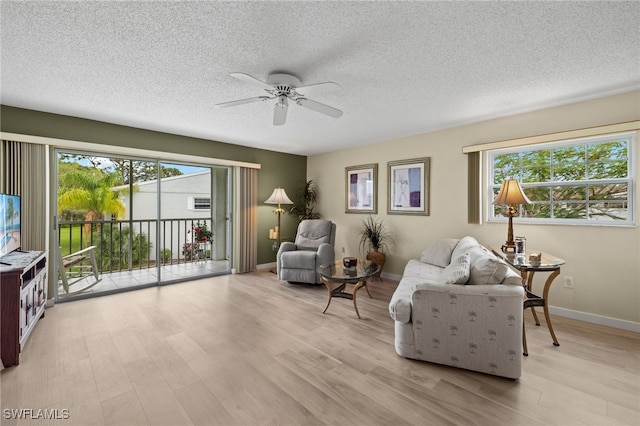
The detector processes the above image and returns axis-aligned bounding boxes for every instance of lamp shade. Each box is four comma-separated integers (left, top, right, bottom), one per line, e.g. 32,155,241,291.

493,178,531,206
265,187,293,205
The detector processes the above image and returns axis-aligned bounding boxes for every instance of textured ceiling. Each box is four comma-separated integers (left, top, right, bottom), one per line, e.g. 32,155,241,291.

2,1,639,156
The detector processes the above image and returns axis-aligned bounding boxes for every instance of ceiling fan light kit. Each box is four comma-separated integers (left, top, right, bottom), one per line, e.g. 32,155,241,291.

215,72,343,125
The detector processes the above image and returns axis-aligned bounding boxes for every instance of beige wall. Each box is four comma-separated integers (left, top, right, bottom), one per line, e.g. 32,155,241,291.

308,90,640,326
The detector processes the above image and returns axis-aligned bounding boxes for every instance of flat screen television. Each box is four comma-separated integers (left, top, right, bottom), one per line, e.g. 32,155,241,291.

0,193,21,257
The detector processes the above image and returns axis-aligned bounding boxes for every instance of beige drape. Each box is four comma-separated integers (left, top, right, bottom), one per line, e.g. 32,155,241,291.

237,167,257,273
0,140,47,250
467,151,481,224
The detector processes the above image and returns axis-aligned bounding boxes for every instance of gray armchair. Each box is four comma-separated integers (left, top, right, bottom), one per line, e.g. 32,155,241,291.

277,219,336,284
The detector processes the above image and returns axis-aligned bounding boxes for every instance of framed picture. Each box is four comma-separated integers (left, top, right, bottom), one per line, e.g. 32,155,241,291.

345,163,378,213
387,157,430,215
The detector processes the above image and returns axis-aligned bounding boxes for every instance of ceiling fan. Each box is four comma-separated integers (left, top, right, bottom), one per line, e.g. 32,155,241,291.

214,72,343,125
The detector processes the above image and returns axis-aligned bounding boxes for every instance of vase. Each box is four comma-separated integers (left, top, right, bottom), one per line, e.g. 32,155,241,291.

366,248,386,281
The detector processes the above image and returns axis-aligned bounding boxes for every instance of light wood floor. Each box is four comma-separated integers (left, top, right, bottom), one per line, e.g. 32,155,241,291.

1,271,638,425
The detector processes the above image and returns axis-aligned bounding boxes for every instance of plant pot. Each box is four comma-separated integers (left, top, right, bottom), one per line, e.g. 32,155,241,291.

366,248,386,281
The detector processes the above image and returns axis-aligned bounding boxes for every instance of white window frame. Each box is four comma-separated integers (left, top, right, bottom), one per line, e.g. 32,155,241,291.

193,197,211,211
187,196,211,211
487,132,636,227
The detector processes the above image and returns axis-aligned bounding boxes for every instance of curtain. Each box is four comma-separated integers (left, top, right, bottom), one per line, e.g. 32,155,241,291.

1,140,47,250
237,167,257,273
467,151,481,225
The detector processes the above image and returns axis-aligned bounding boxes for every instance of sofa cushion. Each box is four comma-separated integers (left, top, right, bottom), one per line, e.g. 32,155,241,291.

419,238,460,267
294,220,333,250
402,259,444,284
469,256,510,285
450,235,479,260
451,236,509,284
439,252,470,284
502,270,523,286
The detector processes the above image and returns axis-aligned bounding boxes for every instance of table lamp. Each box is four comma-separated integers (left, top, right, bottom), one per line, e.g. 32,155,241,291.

265,187,293,249
493,178,530,253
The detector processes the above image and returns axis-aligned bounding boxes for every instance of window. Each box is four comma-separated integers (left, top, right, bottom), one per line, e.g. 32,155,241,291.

193,197,211,210
489,133,635,226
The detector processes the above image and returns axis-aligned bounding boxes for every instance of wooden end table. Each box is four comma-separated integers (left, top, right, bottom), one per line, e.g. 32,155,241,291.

492,247,565,356
317,259,380,319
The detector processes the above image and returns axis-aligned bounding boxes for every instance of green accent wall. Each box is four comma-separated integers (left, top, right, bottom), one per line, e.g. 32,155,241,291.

1,105,306,265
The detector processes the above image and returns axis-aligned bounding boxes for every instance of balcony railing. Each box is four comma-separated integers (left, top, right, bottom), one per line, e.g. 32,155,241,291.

58,218,214,274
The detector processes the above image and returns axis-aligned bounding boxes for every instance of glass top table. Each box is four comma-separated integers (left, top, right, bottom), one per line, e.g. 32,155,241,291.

316,259,380,319
491,248,565,271
491,246,566,356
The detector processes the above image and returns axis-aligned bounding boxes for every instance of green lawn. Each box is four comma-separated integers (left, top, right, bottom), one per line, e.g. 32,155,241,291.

58,224,84,256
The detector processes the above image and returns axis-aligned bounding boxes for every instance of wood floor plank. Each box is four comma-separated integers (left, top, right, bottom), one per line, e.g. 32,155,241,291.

134,381,194,426
101,390,149,426
173,381,237,426
1,270,638,425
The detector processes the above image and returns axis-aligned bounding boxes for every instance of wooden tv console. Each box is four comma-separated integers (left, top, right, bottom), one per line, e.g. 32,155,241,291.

1,250,47,368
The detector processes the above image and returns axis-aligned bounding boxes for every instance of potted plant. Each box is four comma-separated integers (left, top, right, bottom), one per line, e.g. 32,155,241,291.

357,215,393,280
192,220,213,243
187,220,213,260
289,179,321,223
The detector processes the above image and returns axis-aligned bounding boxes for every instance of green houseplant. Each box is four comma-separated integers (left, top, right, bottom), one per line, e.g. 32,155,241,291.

357,215,393,280
289,179,321,223
191,220,213,242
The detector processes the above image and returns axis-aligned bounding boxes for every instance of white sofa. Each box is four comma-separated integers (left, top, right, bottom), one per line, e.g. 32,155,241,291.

389,236,525,379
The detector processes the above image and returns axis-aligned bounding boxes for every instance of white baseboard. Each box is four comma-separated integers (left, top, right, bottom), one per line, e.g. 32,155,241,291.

381,272,402,282
257,262,276,271
380,273,639,333
548,305,640,333
257,266,639,333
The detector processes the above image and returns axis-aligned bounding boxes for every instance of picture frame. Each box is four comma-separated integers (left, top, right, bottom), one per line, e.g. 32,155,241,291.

387,157,430,215
345,163,378,213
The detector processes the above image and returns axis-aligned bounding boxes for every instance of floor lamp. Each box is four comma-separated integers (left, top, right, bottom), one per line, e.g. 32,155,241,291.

493,178,530,253
265,187,293,250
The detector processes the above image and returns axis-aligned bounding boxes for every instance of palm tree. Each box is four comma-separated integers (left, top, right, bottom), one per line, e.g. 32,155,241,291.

488,329,497,341
289,179,320,222
6,196,15,232
58,171,125,243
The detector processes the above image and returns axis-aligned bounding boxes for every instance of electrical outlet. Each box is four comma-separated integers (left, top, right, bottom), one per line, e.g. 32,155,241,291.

563,276,574,289
342,246,346,253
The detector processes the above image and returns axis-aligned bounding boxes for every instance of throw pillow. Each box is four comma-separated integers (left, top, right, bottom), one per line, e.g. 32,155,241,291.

450,235,479,261
439,252,471,284
468,256,509,285
420,238,460,267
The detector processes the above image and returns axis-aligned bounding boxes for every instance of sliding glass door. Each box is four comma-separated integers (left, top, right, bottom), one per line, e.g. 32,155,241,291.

157,163,230,284
55,151,231,301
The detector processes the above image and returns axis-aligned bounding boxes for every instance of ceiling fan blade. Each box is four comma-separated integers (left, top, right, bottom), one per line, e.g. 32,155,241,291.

295,81,341,97
214,96,271,108
230,72,274,91
296,98,343,118
273,96,288,126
